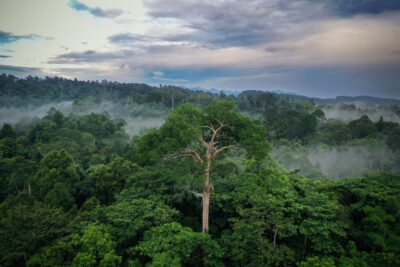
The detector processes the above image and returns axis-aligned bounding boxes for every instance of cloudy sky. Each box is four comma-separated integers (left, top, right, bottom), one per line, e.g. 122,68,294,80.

0,0,399,98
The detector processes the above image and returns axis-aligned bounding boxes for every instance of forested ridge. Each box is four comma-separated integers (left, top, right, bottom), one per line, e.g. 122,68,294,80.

1,74,399,266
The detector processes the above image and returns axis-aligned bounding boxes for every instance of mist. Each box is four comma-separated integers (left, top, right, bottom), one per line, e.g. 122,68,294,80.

71,100,168,136
0,100,168,137
0,101,74,125
273,143,398,179
1,99,398,179
321,102,400,123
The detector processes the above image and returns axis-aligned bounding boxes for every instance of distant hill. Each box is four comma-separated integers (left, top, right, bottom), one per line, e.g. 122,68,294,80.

313,95,400,105
1,74,398,106
239,90,400,105
190,88,298,97
189,87,241,96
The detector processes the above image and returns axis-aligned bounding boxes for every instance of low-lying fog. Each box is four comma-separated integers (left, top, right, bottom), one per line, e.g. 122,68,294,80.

272,143,399,179
1,100,399,179
0,100,167,137
321,102,400,123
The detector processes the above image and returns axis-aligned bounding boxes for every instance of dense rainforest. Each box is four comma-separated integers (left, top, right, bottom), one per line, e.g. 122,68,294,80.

0,74,399,266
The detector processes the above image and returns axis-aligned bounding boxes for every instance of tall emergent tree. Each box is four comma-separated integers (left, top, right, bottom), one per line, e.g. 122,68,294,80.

136,100,270,233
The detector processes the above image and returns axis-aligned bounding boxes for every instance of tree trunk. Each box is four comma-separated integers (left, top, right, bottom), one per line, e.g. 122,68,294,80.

302,236,308,259
171,92,175,111
202,160,212,234
202,181,211,233
273,228,278,246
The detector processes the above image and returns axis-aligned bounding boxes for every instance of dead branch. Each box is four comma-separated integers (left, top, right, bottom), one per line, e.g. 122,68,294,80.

200,134,208,146
202,124,215,132
214,144,246,158
184,184,204,198
166,149,204,163
212,115,232,130
211,115,223,126
190,191,204,198
210,121,226,148
182,149,204,163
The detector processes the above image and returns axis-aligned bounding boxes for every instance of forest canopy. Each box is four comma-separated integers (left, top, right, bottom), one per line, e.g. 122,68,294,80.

0,74,399,266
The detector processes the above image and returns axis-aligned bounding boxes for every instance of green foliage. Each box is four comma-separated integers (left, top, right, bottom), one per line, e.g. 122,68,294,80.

28,224,121,267
347,115,377,139
135,101,270,165
298,256,336,267
134,222,222,266
26,234,80,267
0,195,69,266
221,169,297,266
44,182,75,211
73,112,125,139
120,163,190,205
135,104,203,165
332,173,400,253
87,157,138,204
0,124,16,139
0,137,17,158
32,150,79,208
98,198,180,260
0,155,37,200
297,190,348,254
72,224,122,267
0,80,399,266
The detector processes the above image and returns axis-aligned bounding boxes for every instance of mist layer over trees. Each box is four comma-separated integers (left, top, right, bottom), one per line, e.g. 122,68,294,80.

1,74,399,266
321,102,400,123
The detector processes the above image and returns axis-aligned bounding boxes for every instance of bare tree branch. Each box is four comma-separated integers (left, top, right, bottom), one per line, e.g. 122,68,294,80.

210,121,226,148
200,134,208,146
214,144,246,158
183,149,204,163
212,115,232,130
211,115,223,126
190,191,204,198
166,149,204,163
184,184,204,198
202,124,215,132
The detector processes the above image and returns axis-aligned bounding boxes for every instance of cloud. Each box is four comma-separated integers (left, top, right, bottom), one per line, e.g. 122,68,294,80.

0,64,39,72
108,33,151,45
153,71,164,77
199,65,400,99
68,0,124,19
50,63,147,82
321,0,400,16
0,30,52,45
3,0,394,98
153,77,189,83
0,64,45,77
264,46,298,53
143,0,326,48
48,50,135,64
151,73,189,83
143,0,400,51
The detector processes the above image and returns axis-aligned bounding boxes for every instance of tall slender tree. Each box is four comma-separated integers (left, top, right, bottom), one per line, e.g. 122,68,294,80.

136,100,270,233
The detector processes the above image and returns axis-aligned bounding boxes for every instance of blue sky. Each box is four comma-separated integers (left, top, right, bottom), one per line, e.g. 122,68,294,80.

0,0,399,98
